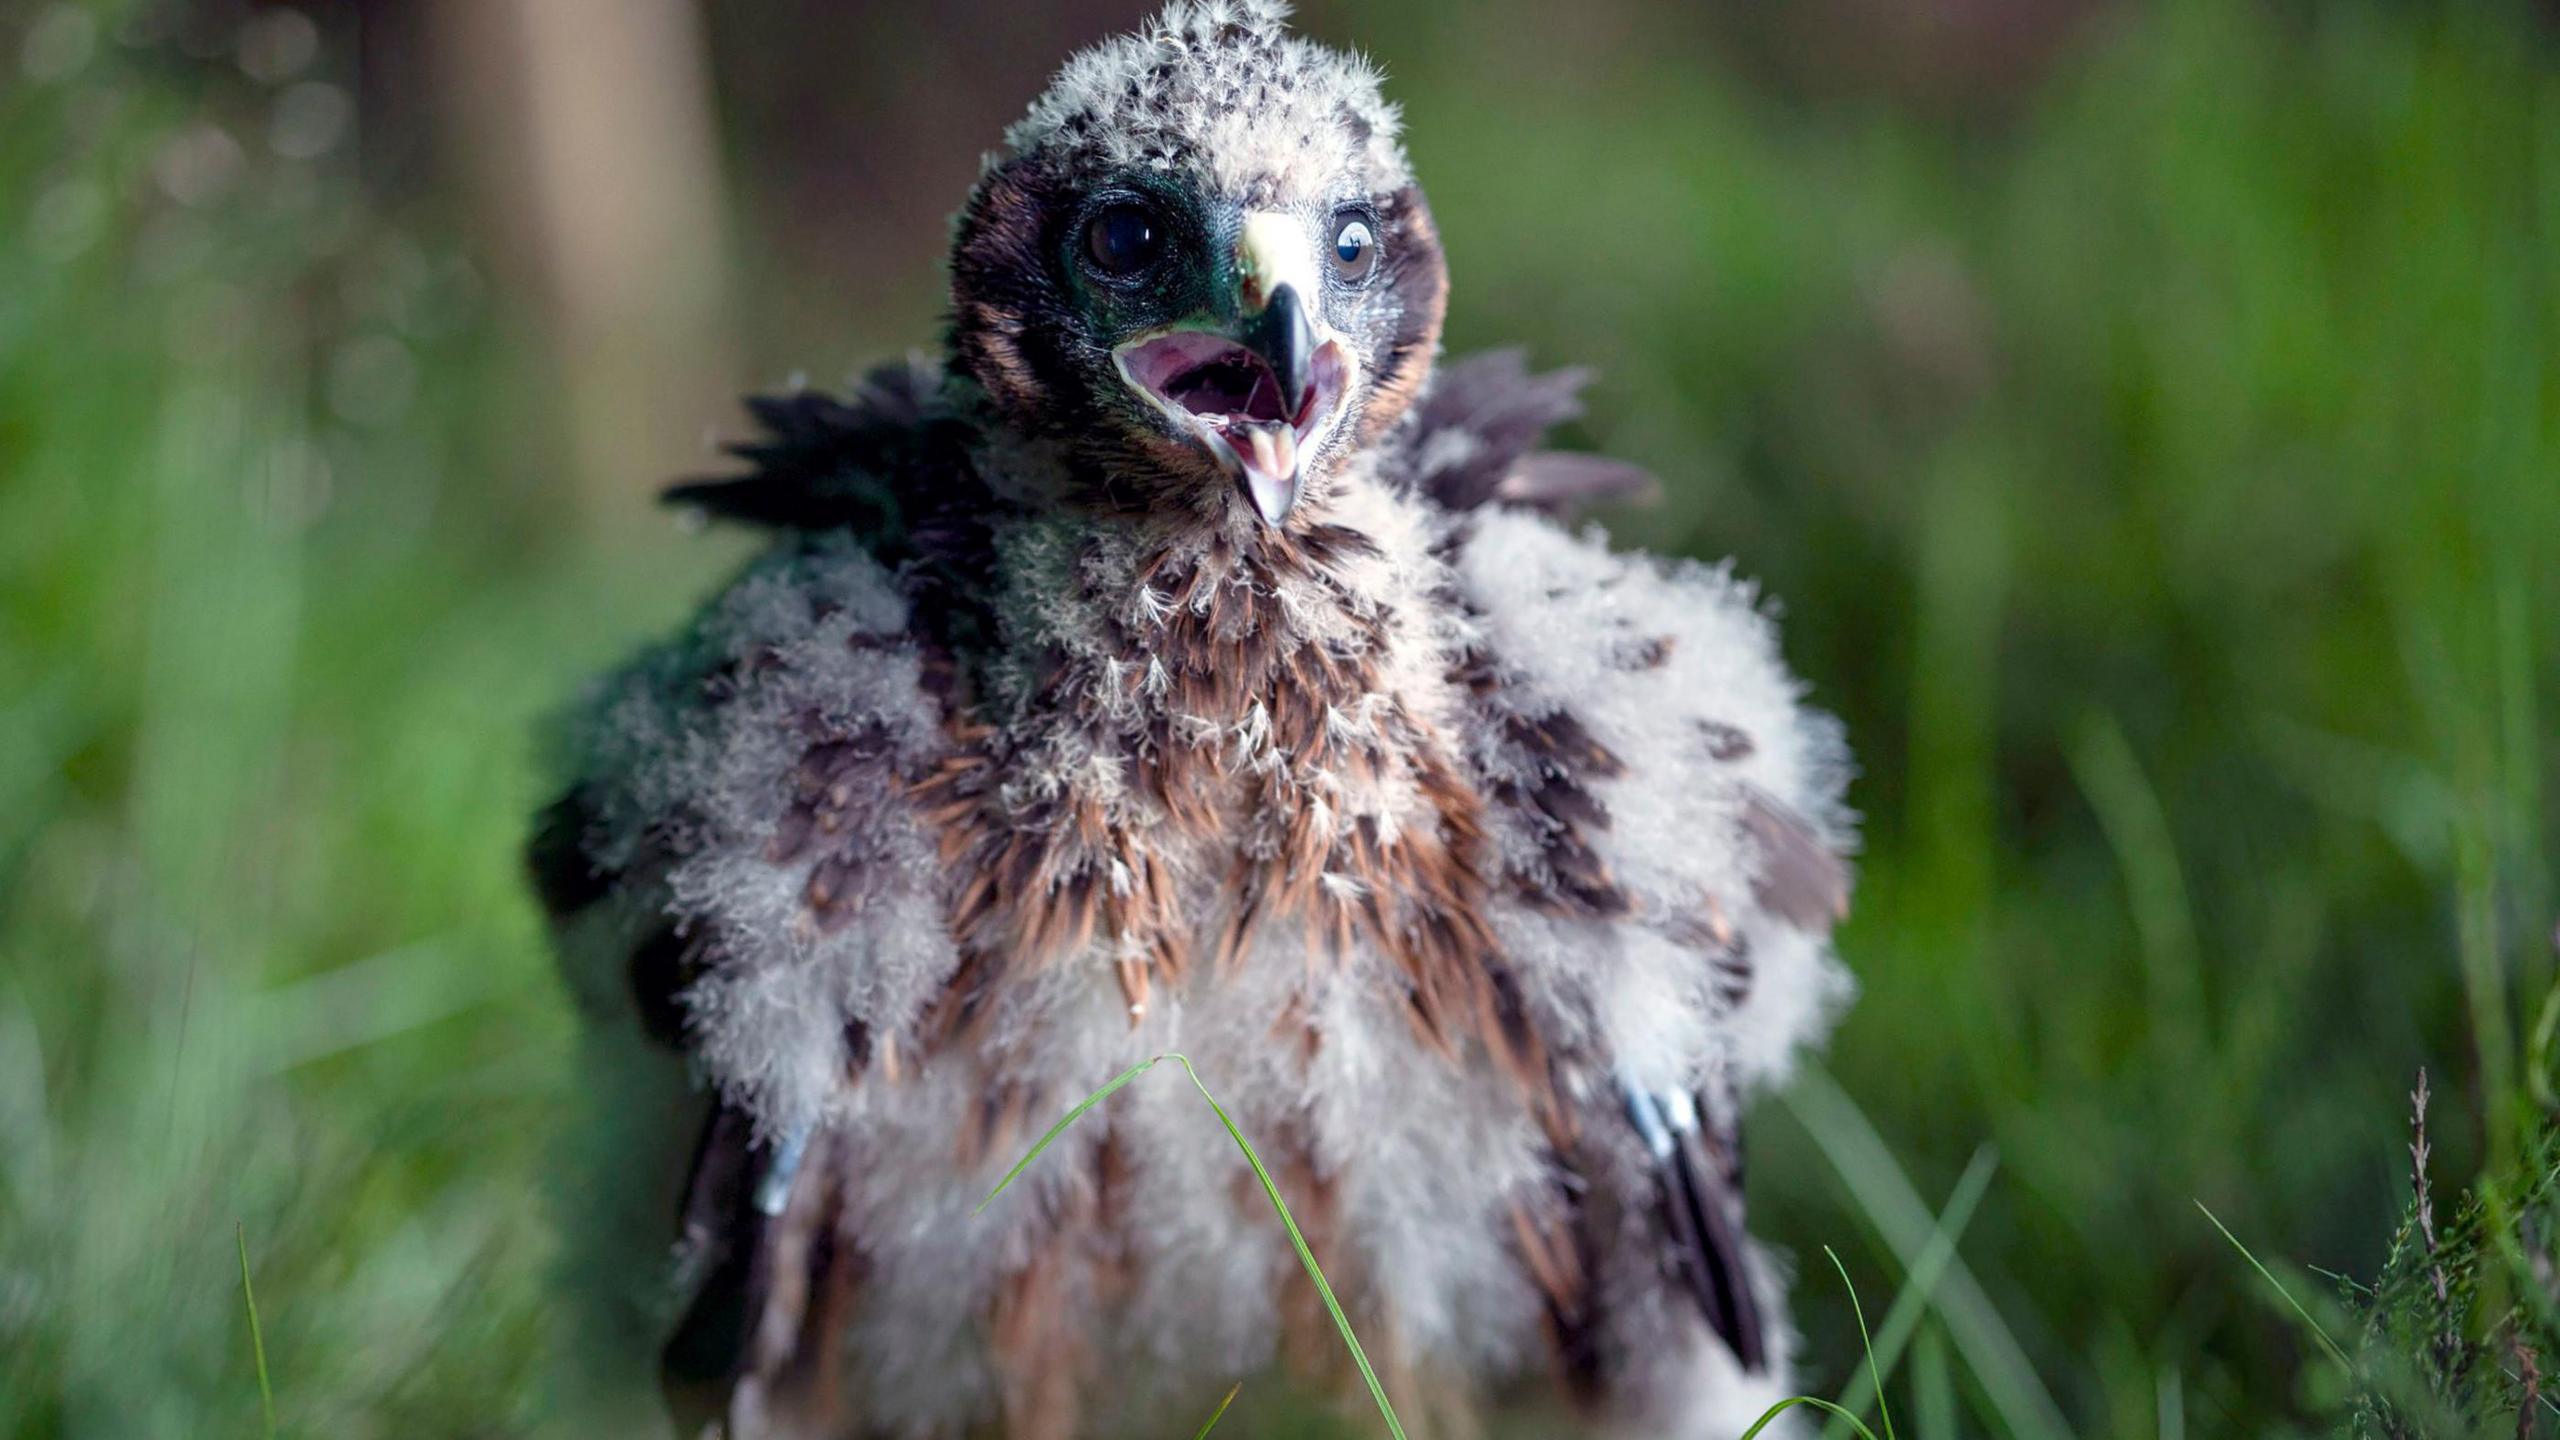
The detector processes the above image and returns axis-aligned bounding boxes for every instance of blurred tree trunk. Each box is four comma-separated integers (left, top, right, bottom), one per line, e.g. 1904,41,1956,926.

425,0,739,543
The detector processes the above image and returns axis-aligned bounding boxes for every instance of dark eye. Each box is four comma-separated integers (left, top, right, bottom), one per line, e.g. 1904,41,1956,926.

1084,203,1164,276
1330,211,1380,284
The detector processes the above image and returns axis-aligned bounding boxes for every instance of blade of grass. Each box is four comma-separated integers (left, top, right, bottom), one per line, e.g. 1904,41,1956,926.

2070,712,2209,1078
1828,1245,1897,1440
978,1053,1409,1440
1782,1069,2072,1440
2154,1366,2183,1440
1915,1325,1957,1440
251,937,520,1072
1741,1397,1885,1440
1737,1226,1903,1440
1822,1145,1999,1439
1165,1053,1405,1440
1191,1381,1244,1439
2526,977,2560,1113
2192,1200,2353,1372
974,1054,1164,1216
236,1221,277,1439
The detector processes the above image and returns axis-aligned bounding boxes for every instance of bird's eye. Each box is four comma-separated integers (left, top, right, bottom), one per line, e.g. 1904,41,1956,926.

1084,203,1164,277
1330,211,1380,284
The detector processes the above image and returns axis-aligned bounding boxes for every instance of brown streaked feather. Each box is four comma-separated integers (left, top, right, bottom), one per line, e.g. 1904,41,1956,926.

1457,637,1636,921
990,1229,1091,1440
908,528,1558,1107
956,1079,1036,1171
1616,633,1678,672
1738,785,1851,932
1114,956,1151,1020
1271,1152,1357,1390
1509,1201,1581,1322
1697,719,1756,762
1495,451,1661,513
1511,1189,1609,1405
734,1134,862,1436
1707,932,1755,1011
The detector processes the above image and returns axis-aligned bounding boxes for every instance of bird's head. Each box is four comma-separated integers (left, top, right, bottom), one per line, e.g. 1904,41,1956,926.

949,0,1447,531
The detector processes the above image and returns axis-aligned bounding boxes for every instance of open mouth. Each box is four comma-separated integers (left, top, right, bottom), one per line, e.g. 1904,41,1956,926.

1115,331,1350,525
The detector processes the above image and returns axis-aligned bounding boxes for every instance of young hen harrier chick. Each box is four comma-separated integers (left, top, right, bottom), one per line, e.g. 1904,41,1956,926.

532,4,1854,1436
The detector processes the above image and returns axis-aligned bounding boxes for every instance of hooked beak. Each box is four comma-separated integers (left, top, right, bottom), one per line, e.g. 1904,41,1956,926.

1242,283,1318,431
1113,214,1358,527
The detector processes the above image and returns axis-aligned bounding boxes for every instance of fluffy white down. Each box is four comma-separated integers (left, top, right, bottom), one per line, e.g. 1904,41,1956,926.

1001,0,1412,197
1453,509,1856,1099
557,489,1852,1434
562,537,962,1142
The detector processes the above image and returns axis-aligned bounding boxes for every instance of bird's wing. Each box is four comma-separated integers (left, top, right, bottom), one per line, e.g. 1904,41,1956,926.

663,360,1016,656
532,393,1001,1424
1442,485,1854,1381
1620,1078,1768,1373
1386,348,1659,517
668,358,955,528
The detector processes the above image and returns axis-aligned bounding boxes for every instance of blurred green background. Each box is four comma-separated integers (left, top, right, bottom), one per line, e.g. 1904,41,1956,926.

1,0,2553,1435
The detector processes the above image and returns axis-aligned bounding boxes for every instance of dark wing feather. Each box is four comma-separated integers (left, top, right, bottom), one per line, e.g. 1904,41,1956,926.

1624,1082,1769,1373
1626,802,1837,1378
663,359,946,533
1391,349,1660,517
661,358,1010,666
662,1106,850,1434
660,1102,772,1430
664,360,1011,646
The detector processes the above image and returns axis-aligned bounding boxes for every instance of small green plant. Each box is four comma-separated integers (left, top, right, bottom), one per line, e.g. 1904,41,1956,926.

2204,1070,2560,1439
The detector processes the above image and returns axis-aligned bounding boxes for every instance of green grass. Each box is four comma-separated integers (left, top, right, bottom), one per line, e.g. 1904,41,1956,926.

1827,1246,1896,1440
2,0,2555,1436
236,1223,277,1440
1819,1146,1999,1437
2197,1201,2357,1376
